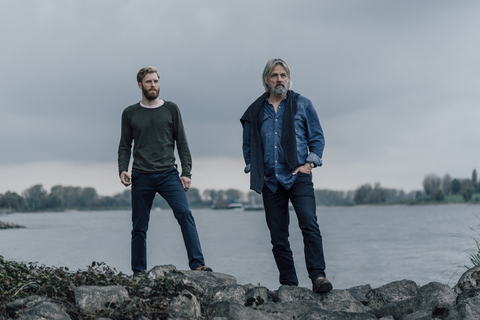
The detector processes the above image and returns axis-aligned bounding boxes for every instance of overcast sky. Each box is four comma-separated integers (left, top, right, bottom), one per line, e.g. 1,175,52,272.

1,1,479,197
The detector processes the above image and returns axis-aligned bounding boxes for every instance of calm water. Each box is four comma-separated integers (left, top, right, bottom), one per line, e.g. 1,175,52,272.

1,204,480,290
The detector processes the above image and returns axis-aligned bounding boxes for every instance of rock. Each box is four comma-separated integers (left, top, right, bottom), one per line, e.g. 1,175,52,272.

8,264,480,320
451,295,480,320
169,289,201,319
415,282,456,317
402,309,432,320
165,269,237,294
147,264,177,280
276,285,319,303
295,309,377,320
16,301,70,320
207,284,247,305
315,289,373,313
348,284,373,306
373,282,457,320
374,295,419,319
261,300,376,320
454,265,480,294
366,279,420,312
207,301,288,320
275,286,371,314
245,286,268,307
6,295,51,317
0,220,25,229
74,285,129,312
455,288,480,305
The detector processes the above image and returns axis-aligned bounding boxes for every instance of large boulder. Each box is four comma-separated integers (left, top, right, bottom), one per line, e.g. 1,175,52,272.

245,286,269,307
6,295,51,317
261,300,376,320
74,285,129,313
415,282,456,318
370,281,457,320
147,264,177,280
163,269,237,294
0,220,25,229
275,285,371,314
206,284,247,305
454,265,480,294
16,301,70,320
169,289,201,319
207,301,288,320
366,279,420,312
348,284,373,306
452,295,480,319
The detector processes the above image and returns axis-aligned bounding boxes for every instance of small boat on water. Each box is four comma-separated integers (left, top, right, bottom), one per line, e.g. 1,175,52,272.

243,195,263,211
211,201,244,210
243,204,263,211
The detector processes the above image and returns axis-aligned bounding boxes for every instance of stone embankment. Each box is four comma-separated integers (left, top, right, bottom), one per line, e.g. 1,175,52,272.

5,264,480,319
0,220,24,229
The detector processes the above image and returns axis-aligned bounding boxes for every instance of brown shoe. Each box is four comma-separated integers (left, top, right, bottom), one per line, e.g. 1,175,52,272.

195,266,213,272
312,277,333,293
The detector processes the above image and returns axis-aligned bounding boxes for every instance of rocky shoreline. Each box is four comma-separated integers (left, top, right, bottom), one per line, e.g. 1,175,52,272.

0,220,25,229
3,263,480,319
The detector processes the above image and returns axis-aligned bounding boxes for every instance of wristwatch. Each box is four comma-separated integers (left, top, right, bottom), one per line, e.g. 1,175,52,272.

307,162,315,169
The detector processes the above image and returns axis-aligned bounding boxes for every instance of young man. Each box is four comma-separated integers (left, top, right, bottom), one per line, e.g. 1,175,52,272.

118,66,211,274
241,59,332,293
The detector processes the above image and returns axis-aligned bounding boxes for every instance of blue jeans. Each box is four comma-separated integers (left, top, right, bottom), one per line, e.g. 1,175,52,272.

131,168,205,273
262,172,326,285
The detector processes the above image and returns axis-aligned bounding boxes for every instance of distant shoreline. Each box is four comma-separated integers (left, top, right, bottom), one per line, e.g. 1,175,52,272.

0,220,25,229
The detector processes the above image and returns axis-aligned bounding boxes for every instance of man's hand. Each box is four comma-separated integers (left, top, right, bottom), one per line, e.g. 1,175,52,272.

181,176,191,192
292,163,312,175
120,171,132,187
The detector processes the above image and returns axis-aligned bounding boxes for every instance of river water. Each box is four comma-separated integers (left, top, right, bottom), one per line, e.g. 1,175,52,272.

1,204,480,290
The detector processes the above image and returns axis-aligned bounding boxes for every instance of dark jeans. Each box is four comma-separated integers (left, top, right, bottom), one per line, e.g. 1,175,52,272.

131,168,205,273
262,172,326,286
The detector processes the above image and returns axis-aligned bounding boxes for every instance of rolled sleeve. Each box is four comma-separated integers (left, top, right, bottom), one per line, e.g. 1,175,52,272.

306,152,323,167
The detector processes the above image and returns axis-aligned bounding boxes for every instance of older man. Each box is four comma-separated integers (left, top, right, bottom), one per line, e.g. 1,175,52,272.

241,59,332,293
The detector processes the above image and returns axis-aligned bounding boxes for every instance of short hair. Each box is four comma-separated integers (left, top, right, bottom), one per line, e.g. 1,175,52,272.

262,58,292,92
137,66,160,83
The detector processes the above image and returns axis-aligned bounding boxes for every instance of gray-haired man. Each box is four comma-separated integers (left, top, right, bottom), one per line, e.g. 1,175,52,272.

241,59,332,293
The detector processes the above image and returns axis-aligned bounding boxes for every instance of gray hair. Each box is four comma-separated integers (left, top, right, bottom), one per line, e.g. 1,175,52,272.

262,58,292,92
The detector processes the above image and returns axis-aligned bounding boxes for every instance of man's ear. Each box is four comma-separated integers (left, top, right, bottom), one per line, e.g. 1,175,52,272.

138,82,142,89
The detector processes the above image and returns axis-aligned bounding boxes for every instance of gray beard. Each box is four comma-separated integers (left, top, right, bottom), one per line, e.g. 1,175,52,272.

271,85,287,96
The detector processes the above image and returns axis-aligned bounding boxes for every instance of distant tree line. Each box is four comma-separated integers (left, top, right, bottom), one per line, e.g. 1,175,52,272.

1,169,479,212
0,185,131,212
353,169,480,205
420,169,480,202
0,184,254,212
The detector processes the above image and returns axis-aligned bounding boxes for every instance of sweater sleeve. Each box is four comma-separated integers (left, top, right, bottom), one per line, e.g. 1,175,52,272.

171,104,192,178
117,108,133,175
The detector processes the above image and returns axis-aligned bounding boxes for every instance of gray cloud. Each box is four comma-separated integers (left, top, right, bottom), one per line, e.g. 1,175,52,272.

1,0,480,193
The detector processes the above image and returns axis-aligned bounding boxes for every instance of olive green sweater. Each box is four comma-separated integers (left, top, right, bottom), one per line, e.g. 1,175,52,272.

118,101,192,177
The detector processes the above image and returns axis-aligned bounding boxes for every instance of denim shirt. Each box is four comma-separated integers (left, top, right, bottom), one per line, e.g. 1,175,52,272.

243,94,325,192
